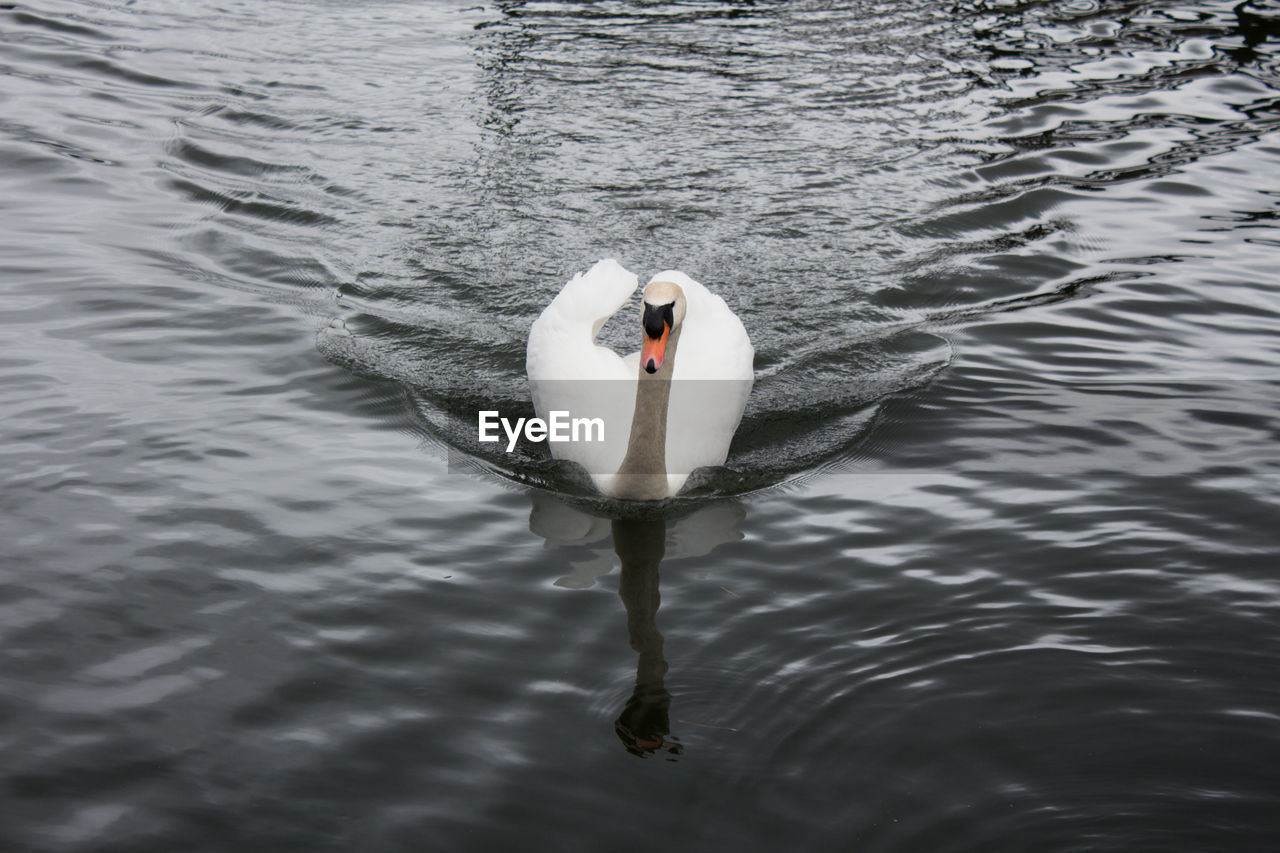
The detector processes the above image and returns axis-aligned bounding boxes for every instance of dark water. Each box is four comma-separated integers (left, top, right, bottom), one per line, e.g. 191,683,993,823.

4,0,1280,849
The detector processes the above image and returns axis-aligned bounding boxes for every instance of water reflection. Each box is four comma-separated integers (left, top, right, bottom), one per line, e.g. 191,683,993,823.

611,517,678,757
1235,0,1280,58
528,491,744,757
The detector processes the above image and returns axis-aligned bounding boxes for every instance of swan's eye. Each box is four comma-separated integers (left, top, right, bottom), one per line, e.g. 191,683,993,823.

643,303,674,339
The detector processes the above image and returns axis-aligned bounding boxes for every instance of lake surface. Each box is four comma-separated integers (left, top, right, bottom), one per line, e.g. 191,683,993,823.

3,0,1280,849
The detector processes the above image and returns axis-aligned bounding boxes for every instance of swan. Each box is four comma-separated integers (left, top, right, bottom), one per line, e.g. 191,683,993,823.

526,259,754,499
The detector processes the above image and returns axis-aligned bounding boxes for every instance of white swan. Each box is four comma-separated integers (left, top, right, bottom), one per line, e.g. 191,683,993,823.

526,259,754,499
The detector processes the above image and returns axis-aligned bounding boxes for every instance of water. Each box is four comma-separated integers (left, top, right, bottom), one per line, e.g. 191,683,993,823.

3,0,1280,849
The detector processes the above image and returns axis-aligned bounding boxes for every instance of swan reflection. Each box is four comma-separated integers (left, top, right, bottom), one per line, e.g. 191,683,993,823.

612,517,676,756
528,492,745,756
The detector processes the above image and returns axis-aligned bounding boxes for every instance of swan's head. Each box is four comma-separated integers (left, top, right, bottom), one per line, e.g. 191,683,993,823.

640,280,686,374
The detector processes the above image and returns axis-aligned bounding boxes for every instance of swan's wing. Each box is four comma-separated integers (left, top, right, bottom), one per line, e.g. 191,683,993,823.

527,259,636,383
527,260,639,480
664,372,752,488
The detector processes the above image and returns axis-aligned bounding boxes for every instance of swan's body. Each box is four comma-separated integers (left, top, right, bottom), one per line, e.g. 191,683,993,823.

526,259,754,498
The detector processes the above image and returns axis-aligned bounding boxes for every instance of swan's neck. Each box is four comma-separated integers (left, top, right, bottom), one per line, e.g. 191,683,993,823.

614,325,682,500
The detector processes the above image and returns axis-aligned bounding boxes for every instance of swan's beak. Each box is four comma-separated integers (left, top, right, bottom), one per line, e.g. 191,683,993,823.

642,324,669,373
641,301,673,373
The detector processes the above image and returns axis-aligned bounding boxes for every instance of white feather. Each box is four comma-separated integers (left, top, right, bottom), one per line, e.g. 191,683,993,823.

526,259,754,498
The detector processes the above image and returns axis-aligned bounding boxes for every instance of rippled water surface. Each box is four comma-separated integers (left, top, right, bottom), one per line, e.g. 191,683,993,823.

4,0,1280,849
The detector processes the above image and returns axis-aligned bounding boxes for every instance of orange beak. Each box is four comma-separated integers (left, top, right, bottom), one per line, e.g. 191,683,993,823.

641,324,670,373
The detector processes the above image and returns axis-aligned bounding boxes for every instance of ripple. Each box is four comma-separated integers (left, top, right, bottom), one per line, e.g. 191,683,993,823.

4,0,1280,850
